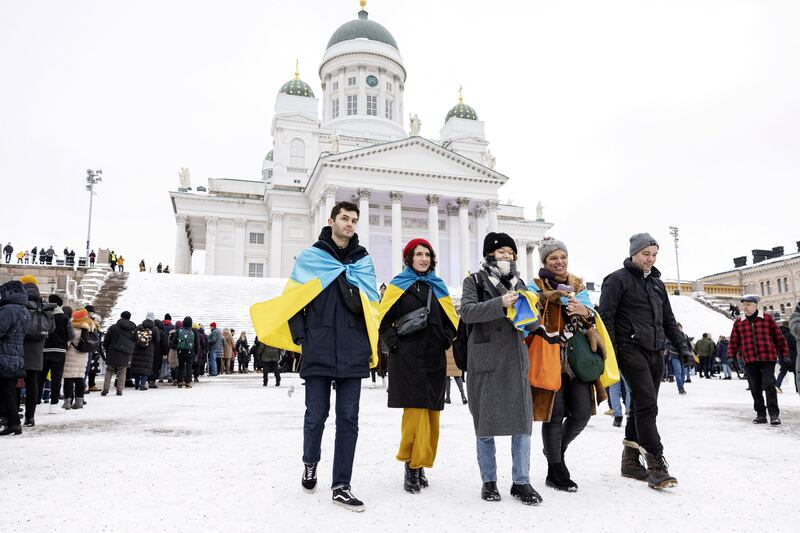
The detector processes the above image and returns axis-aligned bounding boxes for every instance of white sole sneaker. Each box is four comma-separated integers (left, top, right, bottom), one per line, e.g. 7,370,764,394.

332,500,365,512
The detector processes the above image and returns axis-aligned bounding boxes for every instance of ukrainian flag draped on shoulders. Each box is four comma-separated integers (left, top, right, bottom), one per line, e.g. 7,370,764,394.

249,245,381,367
379,267,459,330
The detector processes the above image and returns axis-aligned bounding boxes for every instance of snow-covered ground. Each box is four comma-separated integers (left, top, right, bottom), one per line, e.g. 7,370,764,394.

3,373,797,532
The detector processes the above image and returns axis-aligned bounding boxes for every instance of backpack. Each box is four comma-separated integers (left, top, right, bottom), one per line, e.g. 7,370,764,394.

176,328,195,352
26,303,56,341
75,329,101,353
135,325,153,348
452,273,483,372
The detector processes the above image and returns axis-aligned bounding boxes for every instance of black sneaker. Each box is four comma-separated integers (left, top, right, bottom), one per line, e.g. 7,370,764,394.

770,416,781,426
24,418,35,427
753,415,768,424
332,486,365,512
613,416,622,427
510,483,543,505
301,462,318,493
678,388,687,395
481,481,501,502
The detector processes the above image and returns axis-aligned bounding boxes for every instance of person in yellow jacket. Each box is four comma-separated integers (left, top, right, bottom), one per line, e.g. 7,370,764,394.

117,256,125,272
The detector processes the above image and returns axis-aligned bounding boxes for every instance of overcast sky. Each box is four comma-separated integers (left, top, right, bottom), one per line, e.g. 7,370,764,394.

2,0,798,283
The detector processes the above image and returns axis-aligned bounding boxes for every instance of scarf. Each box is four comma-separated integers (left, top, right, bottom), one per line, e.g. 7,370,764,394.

482,257,521,293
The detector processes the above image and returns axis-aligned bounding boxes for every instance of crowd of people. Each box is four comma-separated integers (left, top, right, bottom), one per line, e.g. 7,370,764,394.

0,273,305,437
3,203,798,513
1,242,118,269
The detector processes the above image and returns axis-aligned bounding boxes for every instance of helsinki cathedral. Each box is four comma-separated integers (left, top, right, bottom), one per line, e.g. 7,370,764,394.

170,1,552,285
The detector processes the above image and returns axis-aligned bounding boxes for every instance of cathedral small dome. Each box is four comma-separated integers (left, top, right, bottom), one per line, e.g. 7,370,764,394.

279,78,314,98
445,102,478,122
327,3,398,51
265,150,273,161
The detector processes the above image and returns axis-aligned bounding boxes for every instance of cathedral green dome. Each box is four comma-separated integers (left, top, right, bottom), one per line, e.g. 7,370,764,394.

445,102,478,122
265,150,273,161
279,78,314,98
327,9,399,51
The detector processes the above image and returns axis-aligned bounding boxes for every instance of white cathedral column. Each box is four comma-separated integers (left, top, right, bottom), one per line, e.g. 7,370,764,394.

457,197,471,277
269,212,284,277
174,214,189,274
516,239,529,282
323,185,338,221
316,200,325,231
447,204,460,284
426,194,440,254
526,243,537,282
357,188,371,250
390,191,403,275
233,219,246,276
487,200,499,232
475,205,488,265
204,216,218,275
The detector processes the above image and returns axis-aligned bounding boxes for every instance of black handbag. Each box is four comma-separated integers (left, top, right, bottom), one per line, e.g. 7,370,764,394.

395,286,432,337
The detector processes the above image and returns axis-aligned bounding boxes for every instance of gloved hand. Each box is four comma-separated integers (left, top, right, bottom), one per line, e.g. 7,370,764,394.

587,327,605,358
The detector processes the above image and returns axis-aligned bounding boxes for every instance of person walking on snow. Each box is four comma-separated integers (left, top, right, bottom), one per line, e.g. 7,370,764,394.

598,233,681,490
727,294,789,424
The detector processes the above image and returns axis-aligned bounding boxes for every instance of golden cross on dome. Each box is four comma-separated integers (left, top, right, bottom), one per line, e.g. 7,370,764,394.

360,0,367,9
458,85,464,104
294,59,299,80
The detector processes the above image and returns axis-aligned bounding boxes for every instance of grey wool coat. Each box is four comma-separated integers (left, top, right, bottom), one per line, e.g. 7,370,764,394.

460,270,533,437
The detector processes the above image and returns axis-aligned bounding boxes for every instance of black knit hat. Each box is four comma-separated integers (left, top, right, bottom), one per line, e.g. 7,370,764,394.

121,311,131,320
164,313,172,321
483,232,517,257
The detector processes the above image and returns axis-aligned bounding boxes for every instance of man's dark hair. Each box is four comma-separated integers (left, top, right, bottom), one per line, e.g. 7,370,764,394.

330,201,359,220
403,241,437,273
702,333,709,339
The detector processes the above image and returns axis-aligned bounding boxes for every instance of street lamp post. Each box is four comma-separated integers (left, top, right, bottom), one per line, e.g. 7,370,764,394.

85,169,103,268
669,226,680,295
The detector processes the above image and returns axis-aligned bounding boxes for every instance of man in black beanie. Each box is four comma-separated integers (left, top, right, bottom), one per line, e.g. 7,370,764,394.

598,233,685,490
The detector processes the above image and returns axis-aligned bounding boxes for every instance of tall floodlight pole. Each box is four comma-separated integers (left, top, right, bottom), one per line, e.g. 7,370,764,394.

669,226,681,295
85,169,103,267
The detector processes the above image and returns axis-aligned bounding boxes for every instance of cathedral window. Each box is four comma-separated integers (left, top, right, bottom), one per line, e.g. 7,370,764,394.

386,82,392,92
332,81,338,91
347,76,356,86
366,95,377,116
249,232,264,245
332,98,339,118
347,94,358,115
248,263,264,278
384,98,393,120
290,138,305,167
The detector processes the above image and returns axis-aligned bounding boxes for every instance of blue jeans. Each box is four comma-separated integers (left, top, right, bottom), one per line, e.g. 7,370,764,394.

721,360,732,379
208,348,219,375
669,356,685,390
302,376,361,488
476,433,531,484
609,374,631,417
134,374,148,389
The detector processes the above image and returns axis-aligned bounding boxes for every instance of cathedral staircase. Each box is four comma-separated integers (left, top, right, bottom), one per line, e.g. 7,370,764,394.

691,293,735,320
91,272,130,326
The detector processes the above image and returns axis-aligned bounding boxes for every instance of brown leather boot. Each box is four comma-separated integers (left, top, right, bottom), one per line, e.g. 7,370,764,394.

643,451,678,489
620,439,648,481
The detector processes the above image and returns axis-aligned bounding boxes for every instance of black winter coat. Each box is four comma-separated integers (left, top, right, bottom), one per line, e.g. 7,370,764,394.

130,319,160,376
380,281,456,410
0,281,30,378
598,259,683,352
23,284,55,371
43,307,72,362
103,318,137,367
289,227,372,379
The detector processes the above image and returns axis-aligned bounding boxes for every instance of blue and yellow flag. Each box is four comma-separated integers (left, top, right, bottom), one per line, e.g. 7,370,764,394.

507,290,540,331
379,267,459,330
249,246,381,367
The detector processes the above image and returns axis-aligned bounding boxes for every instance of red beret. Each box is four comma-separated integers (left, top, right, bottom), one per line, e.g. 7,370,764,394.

403,238,433,258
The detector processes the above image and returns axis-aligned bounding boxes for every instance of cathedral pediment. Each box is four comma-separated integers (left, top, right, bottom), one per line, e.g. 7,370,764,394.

315,136,507,184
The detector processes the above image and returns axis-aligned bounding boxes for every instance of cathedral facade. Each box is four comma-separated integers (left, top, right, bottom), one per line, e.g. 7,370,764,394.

170,3,552,285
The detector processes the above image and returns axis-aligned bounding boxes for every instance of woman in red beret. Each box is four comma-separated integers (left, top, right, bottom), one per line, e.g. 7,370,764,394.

379,238,458,494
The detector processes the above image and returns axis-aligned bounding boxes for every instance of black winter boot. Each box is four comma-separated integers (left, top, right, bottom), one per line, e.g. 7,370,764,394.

620,439,648,481
545,463,578,492
481,481,501,502
418,467,429,488
510,483,543,505
0,425,22,436
643,451,678,489
24,417,35,427
404,462,420,493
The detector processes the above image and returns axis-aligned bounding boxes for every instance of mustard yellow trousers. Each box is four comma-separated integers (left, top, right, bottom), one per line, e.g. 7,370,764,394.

396,408,440,469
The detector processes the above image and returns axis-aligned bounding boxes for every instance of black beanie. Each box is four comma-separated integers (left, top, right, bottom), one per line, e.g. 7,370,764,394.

483,232,517,257
164,313,172,321
48,294,63,306
121,311,131,320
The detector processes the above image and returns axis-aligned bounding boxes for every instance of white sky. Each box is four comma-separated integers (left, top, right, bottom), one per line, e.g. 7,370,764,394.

1,0,798,283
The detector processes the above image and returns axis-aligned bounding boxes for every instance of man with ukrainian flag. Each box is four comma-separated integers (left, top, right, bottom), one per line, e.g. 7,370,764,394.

250,201,379,512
